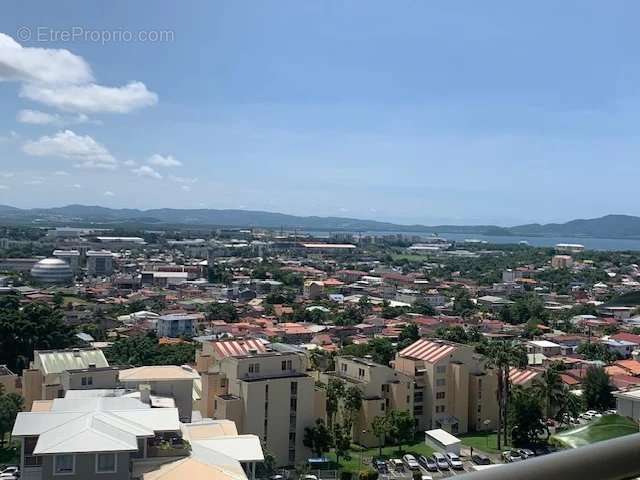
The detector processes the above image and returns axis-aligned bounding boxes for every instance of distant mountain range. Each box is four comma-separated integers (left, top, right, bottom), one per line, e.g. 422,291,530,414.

1,205,640,239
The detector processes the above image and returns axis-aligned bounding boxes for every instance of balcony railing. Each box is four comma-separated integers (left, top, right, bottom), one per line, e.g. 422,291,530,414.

457,432,640,480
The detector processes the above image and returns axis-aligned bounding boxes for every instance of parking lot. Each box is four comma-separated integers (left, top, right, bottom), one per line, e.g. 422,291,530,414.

377,458,477,480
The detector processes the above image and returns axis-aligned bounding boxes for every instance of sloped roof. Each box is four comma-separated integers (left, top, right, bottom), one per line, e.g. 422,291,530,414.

210,339,267,358
143,457,246,480
34,348,109,376
398,339,457,363
509,368,541,385
193,435,264,462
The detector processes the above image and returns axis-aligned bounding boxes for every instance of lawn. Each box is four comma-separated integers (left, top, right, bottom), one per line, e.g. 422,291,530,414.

391,254,429,263
551,415,639,449
326,440,434,473
460,431,511,455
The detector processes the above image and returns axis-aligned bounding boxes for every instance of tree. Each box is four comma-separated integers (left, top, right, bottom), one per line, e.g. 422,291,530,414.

508,386,547,446
538,366,566,418
0,392,23,447
105,333,195,366
326,379,345,429
52,291,65,309
386,410,414,453
486,340,527,448
205,302,238,322
0,298,78,371
333,422,352,464
303,419,333,458
343,386,363,434
557,392,583,424
576,343,618,363
371,415,389,457
399,324,419,344
583,366,614,411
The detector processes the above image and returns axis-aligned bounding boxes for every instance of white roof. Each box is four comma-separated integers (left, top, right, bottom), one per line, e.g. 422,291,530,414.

192,435,264,462
34,349,109,376
425,428,461,446
13,397,180,455
528,340,562,348
120,365,200,382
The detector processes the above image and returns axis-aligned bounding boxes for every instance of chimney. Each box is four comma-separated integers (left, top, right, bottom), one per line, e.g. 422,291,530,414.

88,363,96,369
73,348,81,358
139,384,151,405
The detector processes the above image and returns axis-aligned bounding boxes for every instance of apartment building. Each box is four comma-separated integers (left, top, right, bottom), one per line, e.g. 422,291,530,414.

320,356,414,447
13,395,263,480
197,339,316,466
86,250,114,276
155,313,198,338
393,339,498,435
22,348,110,410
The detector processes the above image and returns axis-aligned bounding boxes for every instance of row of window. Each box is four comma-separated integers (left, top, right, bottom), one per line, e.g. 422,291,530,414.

54,453,116,476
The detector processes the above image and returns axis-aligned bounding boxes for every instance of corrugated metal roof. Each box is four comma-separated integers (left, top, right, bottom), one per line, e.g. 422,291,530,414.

212,339,267,358
35,348,109,376
509,368,541,385
399,339,457,363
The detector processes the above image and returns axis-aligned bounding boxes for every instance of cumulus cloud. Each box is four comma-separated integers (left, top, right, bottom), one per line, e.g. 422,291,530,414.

1,34,157,114
181,185,192,192
147,154,182,168
122,160,137,167
22,129,117,170
0,32,93,85
21,81,158,113
0,185,8,190
132,165,162,179
54,170,69,176
104,190,114,196
0,172,14,178
24,178,44,185
71,183,81,189
17,109,89,126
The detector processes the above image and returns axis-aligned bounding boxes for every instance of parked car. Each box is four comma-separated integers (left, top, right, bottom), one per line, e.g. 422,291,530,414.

432,453,450,470
419,455,438,472
402,454,421,471
445,452,464,470
301,475,318,480
471,453,491,465
390,459,405,471
502,450,523,463
0,468,18,476
374,460,388,474
420,476,433,480
517,448,535,459
0,475,17,480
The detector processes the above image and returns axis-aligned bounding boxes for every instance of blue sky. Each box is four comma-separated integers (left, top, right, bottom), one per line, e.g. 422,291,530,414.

1,1,639,226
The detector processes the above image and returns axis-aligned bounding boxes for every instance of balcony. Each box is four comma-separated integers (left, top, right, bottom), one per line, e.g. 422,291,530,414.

457,432,640,480
146,437,191,458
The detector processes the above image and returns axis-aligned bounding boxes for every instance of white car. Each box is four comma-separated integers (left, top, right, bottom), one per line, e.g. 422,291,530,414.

0,475,17,480
402,454,420,471
446,452,464,470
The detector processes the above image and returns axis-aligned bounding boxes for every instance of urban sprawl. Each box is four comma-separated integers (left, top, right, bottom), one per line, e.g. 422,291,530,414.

1,226,639,480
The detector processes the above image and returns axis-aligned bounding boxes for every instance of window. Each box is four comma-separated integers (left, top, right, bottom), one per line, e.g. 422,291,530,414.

381,402,385,411
281,360,287,370
290,382,298,395
54,454,75,475
414,391,424,403
96,453,116,474
290,397,297,411
288,449,296,463
81,377,87,386
289,432,296,442
265,384,269,397
341,363,347,372
413,405,423,416
358,368,365,377
436,378,446,387
249,363,260,373
214,400,218,410
435,405,445,413
436,365,447,374
287,360,292,370
436,391,446,400
87,376,93,386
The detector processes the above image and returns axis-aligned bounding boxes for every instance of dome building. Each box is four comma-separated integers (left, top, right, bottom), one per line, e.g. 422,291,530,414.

30,258,74,283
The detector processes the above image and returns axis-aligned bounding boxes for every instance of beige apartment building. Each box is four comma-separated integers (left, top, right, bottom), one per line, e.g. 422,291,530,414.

394,339,498,435
22,348,111,409
197,339,318,466
320,356,414,447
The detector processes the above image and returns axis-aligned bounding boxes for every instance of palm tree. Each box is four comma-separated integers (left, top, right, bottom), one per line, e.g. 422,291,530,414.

343,385,363,436
538,366,566,419
486,340,527,448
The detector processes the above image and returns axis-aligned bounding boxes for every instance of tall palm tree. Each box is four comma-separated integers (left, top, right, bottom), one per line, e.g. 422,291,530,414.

486,340,527,448
538,366,566,418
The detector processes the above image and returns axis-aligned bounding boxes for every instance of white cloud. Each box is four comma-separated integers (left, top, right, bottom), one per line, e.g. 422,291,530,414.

22,130,117,170
132,165,162,179
0,185,8,190
147,154,182,168
0,172,14,178
54,170,69,176
21,81,158,113
0,33,93,85
169,175,197,184
123,159,137,167
181,185,192,192
104,190,114,196
71,183,81,189
25,178,44,185
17,109,89,126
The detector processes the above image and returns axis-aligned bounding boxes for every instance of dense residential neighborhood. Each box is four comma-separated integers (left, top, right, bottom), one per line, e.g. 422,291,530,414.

0,225,640,479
